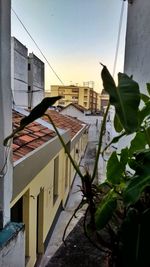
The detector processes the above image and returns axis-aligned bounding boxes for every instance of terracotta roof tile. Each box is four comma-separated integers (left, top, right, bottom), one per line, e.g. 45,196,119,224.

12,108,86,162
12,110,56,162
44,110,84,139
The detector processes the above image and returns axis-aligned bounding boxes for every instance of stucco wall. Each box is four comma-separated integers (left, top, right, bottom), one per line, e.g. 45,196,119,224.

28,53,44,108
124,0,150,93
11,37,28,107
0,223,25,267
11,127,88,267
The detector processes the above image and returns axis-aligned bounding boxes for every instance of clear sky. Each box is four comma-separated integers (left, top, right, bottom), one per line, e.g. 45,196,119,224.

11,0,127,92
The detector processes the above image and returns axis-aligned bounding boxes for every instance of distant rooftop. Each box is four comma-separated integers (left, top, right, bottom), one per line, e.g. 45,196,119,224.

61,103,87,113
44,109,85,139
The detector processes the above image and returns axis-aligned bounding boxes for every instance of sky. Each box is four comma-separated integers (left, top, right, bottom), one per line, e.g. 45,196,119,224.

11,0,128,93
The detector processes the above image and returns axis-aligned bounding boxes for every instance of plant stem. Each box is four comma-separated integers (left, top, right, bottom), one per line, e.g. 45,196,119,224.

91,103,110,182
45,113,84,179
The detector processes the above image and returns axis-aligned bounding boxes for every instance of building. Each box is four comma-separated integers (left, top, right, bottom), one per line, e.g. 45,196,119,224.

11,37,28,107
60,102,102,137
11,38,44,109
60,103,88,118
28,53,44,109
48,85,100,112
124,0,150,94
0,2,25,267
99,89,109,112
10,108,88,267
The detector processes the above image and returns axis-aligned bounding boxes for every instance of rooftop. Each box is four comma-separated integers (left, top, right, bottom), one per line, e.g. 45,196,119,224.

44,109,84,139
61,103,87,113
12,110,56,162
12,109,85,162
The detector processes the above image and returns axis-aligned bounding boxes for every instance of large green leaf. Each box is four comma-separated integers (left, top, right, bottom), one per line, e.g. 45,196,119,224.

146,83,150,96
114,113,123,132
123,150,150,204
101,66,140,133
120,147,129,170
138,101,150,125
95,190,117,230
140,93,150,103
129,131,147,156
123,174,150,204
107,151,123,184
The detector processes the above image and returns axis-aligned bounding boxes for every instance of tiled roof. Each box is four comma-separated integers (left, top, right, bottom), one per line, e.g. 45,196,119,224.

12,110,56,162
12,108,85,162
62,103,87,113
44,110,84,138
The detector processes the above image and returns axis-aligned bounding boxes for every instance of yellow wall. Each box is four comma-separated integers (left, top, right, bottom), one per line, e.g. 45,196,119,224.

10,130,88,267
50,85,99,110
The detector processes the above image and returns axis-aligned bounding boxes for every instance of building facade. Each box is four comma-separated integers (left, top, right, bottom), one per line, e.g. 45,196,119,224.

11,37,28,107
11,38,44,109
28,53,44,109
124,0,150,94
99,89,109,112
10,108,88,267
49,85,100,112
0,3,25,267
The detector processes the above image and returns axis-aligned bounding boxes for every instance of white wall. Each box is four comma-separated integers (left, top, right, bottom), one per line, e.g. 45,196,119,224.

0,225,25,267
28,53,44,108
60,105,84,119
124,0,150,94
11,37,28,107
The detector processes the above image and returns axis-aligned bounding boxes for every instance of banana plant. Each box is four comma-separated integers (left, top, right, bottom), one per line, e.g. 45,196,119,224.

94,65,150,267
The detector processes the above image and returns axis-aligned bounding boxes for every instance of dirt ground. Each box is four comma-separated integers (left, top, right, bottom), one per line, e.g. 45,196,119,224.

46,217,108,267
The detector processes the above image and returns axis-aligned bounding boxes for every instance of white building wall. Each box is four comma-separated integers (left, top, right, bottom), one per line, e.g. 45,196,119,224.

0,2,25,266
11,37,28,107
124,0,150,94
60,105,85,119
28,53,44,108
0,225,25,267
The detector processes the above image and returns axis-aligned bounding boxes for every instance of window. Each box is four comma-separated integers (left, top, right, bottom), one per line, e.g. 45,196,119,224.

72,96,78,100
28,63,31,71
53,156,59,204
11,197,23,222
72,88,78,93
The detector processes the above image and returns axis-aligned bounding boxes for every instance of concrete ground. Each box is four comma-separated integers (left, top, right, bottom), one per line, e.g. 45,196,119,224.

38,140,97,267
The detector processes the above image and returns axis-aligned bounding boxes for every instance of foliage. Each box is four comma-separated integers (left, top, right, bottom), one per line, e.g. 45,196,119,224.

94,65,150,267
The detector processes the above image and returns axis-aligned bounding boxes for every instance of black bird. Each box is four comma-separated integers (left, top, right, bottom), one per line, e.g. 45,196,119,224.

20,96,62,127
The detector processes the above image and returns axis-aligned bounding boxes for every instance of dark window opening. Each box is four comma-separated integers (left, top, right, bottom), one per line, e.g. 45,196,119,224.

11,197,23,223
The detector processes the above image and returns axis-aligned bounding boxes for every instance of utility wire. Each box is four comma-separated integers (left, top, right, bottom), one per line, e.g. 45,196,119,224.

112,0,126,77
11,7,64,85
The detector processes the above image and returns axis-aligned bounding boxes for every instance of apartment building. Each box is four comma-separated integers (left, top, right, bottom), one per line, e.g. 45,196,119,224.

99,89,109,112
11,37,28,107
49,85,100,112
11,37,44,109
28,53,44,109
10,108,88,267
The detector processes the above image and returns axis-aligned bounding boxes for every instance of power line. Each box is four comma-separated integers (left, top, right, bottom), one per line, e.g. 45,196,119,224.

11,7,64,85
112,0,126,77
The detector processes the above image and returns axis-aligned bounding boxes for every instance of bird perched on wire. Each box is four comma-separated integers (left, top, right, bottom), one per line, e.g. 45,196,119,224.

20,96,62,127
3,96,62,146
